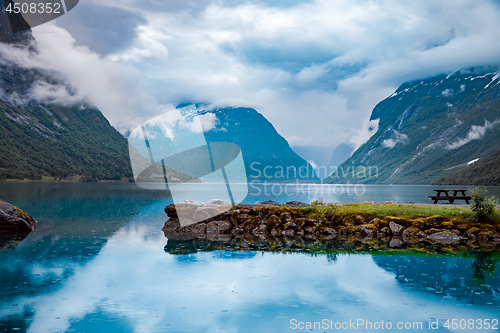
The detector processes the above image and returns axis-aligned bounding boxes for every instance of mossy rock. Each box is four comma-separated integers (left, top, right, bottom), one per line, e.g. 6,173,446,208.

424,215,446,225
480,224,496,232
411,218,426,229
467,227,481,235
385,216,410,226
370,218,388,229
266,214,281,229
441,221,455,229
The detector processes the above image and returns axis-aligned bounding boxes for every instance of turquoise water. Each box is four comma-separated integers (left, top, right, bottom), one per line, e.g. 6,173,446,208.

0,183,499,333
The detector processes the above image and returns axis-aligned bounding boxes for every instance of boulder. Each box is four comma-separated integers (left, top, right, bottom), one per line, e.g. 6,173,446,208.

175,200,202,220
193,206,222,221
164,204,177,217
360,224,378,238
284,201,308,207
204,199,230,206
254,200,281,206
0,200,37,236
389,222,405,236
389,237,404,247
427,231,461,244
206,221,232,234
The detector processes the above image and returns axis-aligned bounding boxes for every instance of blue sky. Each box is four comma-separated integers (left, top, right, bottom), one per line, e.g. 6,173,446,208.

21,0,500,148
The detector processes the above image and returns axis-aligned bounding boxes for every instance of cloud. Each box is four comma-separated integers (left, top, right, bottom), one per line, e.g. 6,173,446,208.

446,119,500,149
13,0,500,146
441,89,453,97
0,23,172,134
348,118,380,150
382,130,409,148
28,81,86,106
179,113,219,133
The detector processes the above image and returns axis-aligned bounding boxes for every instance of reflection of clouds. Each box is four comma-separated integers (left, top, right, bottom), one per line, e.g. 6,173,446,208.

3,217,495,331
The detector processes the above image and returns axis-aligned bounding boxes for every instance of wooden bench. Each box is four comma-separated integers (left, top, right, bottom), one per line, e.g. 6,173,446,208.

429,189,471,204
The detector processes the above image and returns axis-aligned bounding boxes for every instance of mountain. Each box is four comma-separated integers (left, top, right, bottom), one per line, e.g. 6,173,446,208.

329,143,354,168
191,104,318,182
291,145,332,178
325,66,500,185
0,10,135,181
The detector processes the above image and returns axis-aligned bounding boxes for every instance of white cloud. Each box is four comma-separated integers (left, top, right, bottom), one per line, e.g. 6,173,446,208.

179,113,218,133
8,0,499,147
446,119,500,149
28,81,85,106
441,89,453,97
348,118,380,150
382,130,409,148
0,24,172,134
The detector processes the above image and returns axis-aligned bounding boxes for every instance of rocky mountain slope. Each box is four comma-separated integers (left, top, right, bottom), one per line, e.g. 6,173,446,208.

325,66,500,185
0,9,135,181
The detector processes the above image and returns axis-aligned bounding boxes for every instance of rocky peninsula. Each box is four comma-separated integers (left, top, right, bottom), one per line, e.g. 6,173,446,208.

162,200,500,253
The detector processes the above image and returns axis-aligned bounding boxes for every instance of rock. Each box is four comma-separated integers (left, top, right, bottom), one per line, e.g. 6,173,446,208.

380,227,390,234
0,200,37,244
283,229,295,236
162,218,181,233
164,204,177,217
389,237,403,247
360,224,378,238
254,200,281,206
181,223,206,235
206,221,232,234
477,232,493,244
280,212,293,224
383,201,397,205
205,199,230,206
266,215,281,229
304,225,320,236
252,224,268,235
402,228,419,241
389,222,405,236
427,231,461,243
284,201,308,207
175,200,202,220
193,206,222,221
323,227,337,237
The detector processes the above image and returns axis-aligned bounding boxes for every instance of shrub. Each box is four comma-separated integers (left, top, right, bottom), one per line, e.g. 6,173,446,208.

470,188,498,219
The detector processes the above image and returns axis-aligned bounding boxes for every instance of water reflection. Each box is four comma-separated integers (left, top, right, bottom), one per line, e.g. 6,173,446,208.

0,183,499,332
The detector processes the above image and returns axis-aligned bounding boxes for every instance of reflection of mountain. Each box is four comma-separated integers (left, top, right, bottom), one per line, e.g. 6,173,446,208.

0,183,170,306
373,254,500,306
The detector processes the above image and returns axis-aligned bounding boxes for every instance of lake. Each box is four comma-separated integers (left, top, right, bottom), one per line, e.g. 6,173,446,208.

0,183,499,332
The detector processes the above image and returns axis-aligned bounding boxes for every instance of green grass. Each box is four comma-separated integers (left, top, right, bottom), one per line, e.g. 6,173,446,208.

301,202,500,225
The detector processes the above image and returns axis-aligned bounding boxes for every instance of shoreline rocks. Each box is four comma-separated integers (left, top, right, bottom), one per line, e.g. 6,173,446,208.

162,200,500,247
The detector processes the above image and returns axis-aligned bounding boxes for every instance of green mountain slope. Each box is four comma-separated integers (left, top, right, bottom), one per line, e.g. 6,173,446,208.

324,66,500,185
0,10,133,181
432,148,500,185
201,106,318,182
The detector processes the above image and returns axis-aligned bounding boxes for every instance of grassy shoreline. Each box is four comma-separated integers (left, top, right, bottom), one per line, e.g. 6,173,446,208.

163,202,500,248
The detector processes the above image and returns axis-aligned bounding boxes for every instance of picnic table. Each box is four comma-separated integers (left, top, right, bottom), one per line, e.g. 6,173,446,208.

429,189,471,204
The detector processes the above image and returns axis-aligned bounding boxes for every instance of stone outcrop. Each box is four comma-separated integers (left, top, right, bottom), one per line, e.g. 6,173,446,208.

161,201,500,247
0,199,37,249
